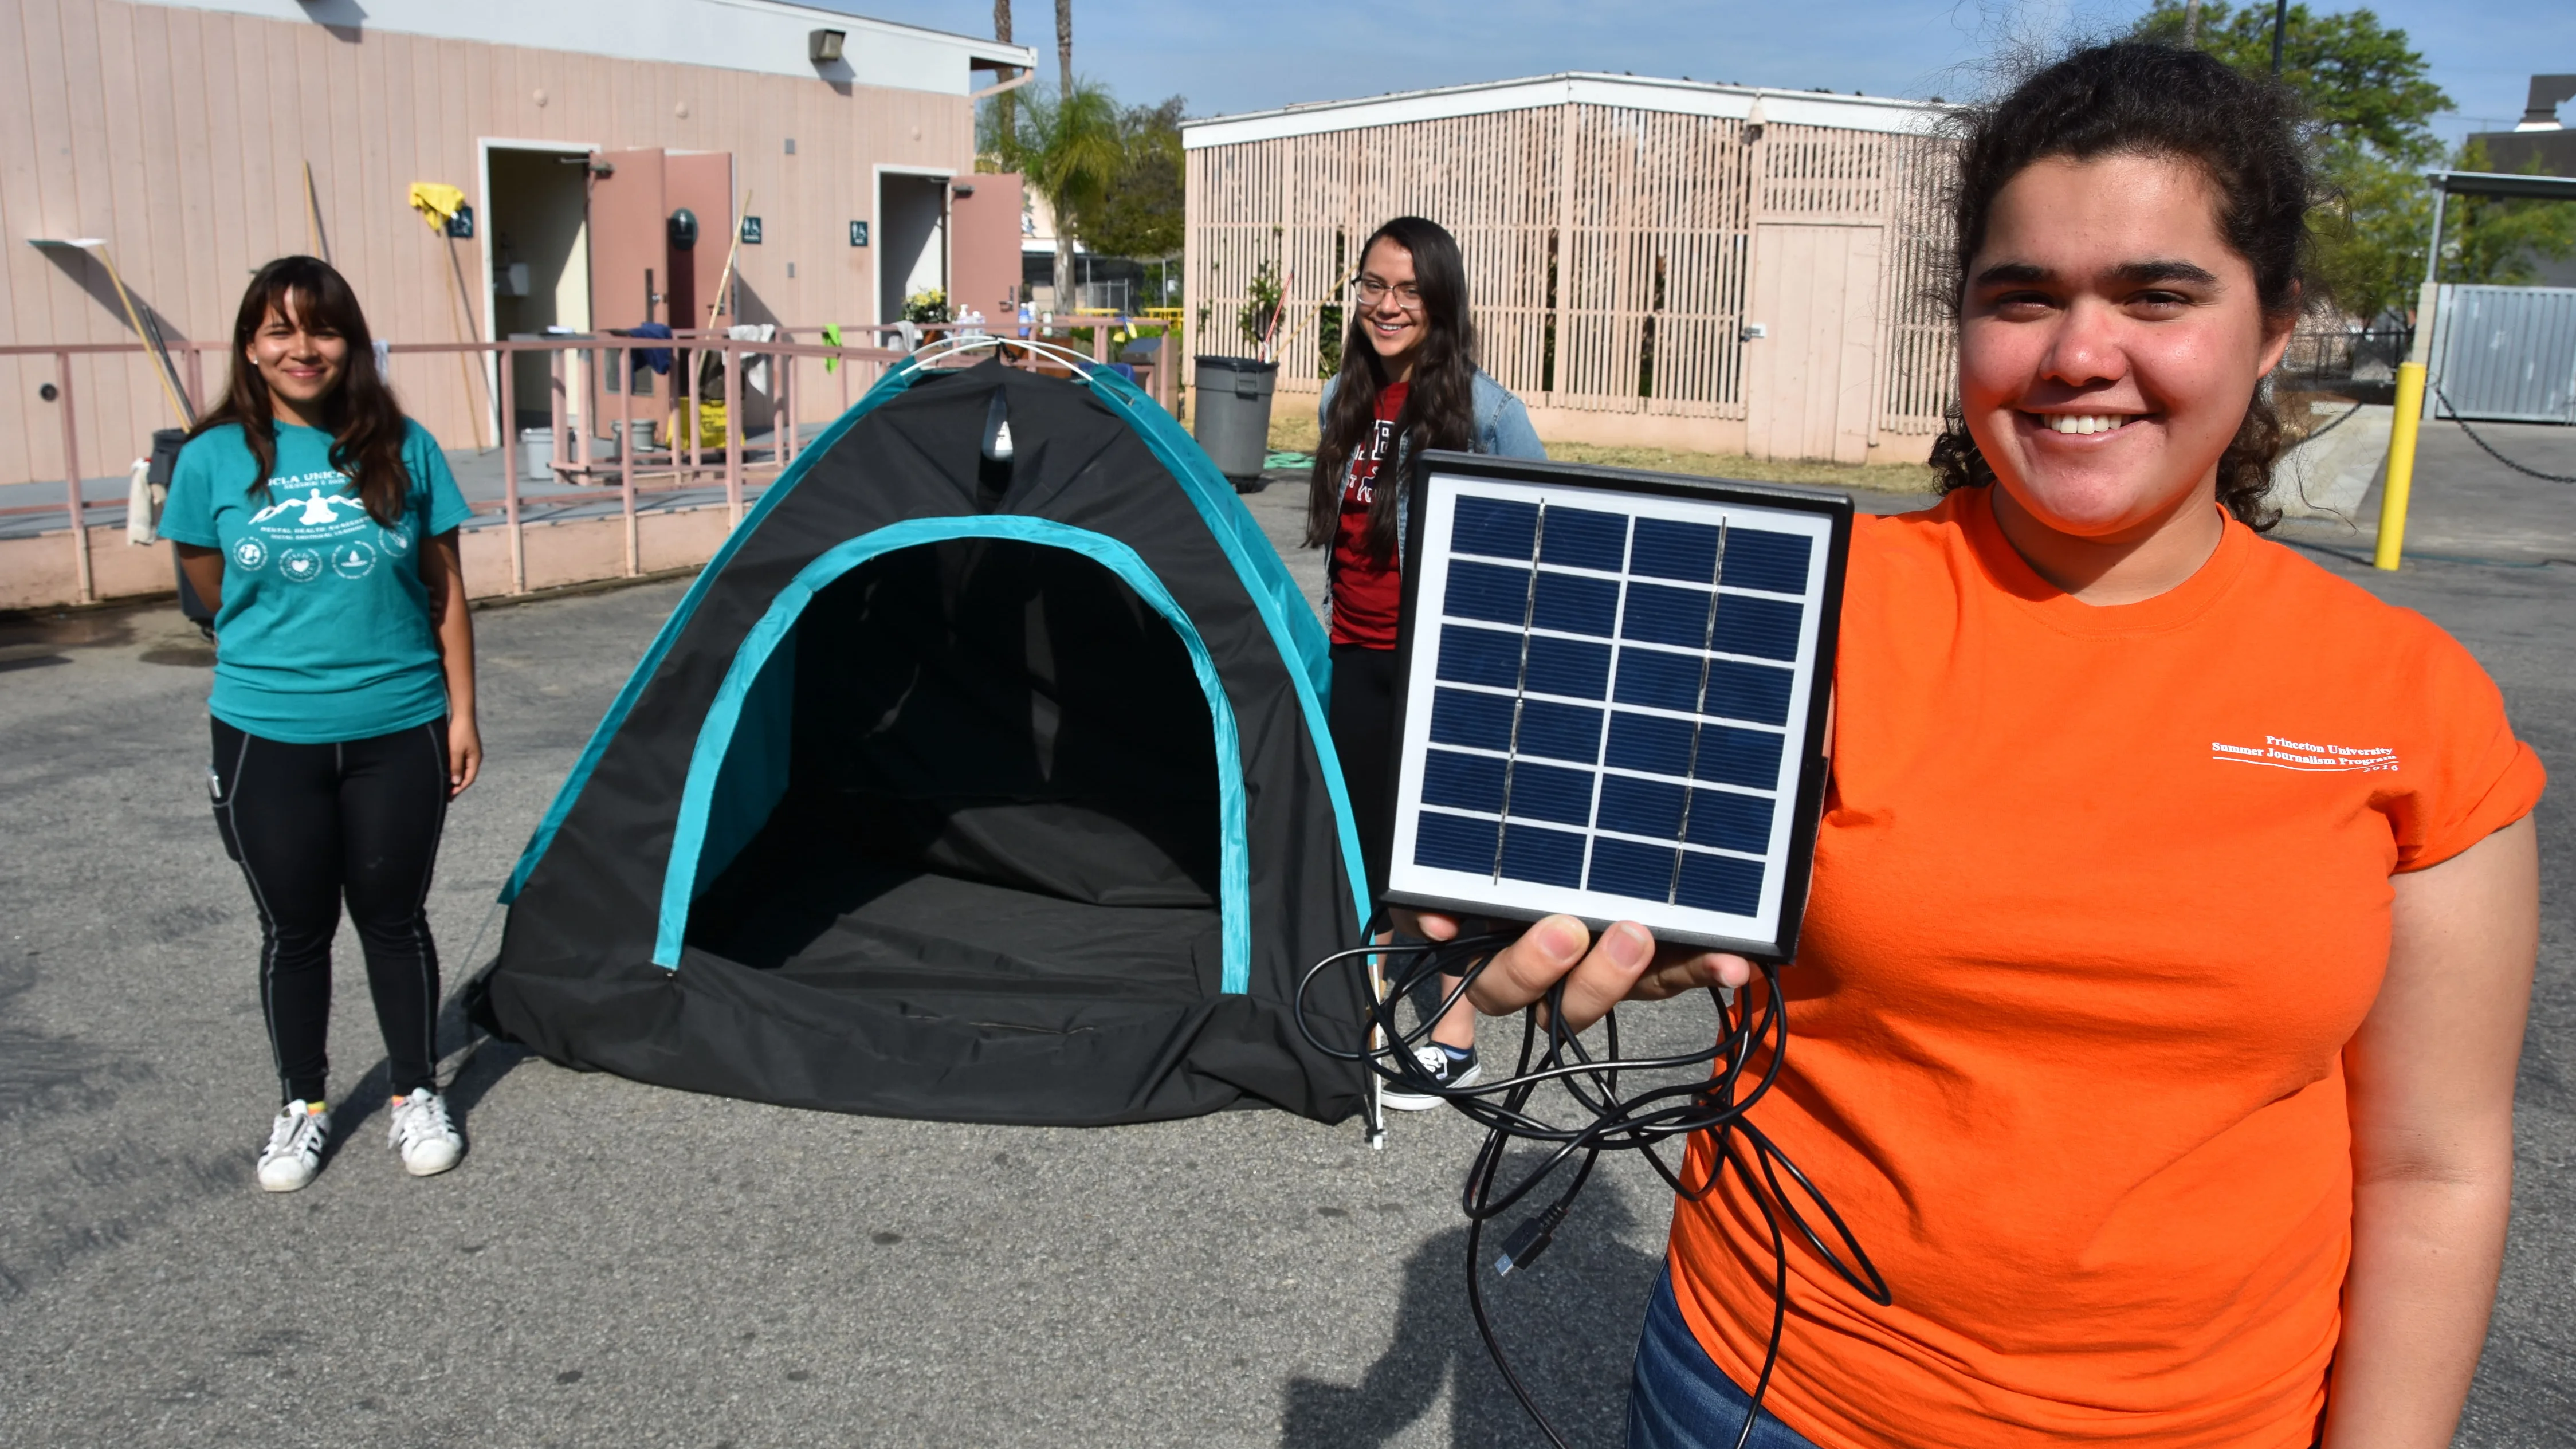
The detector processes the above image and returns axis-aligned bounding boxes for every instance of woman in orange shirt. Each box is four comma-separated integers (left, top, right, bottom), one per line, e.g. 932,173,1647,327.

1413,44,2543,1449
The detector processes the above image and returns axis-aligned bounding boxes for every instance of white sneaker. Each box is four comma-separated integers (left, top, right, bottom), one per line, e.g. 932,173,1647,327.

387,1089,462,1177
257,1100,332,1192
1381,1044,1482,1112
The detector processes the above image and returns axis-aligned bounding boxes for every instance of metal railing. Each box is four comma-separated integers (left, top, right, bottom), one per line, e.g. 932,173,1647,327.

2278,324,2413,391
5,315,1187,605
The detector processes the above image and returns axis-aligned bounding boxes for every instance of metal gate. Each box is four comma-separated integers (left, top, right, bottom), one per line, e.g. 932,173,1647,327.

2429,284,2576,424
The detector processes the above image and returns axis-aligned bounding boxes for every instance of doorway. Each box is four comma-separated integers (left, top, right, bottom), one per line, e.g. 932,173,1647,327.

485,145,593,433
1742,223,1883,464
878,171,952,327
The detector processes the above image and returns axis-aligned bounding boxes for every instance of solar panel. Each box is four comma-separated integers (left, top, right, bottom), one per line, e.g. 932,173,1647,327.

1380,452,1852,960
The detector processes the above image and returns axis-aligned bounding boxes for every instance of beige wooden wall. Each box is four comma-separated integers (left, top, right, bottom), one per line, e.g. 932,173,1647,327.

1,0,972,488
1186,106,1957,462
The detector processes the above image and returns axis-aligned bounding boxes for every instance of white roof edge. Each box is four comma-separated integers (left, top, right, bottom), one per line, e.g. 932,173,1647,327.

1183,72,1947,148
131,0,1036,93
733,0,1035,64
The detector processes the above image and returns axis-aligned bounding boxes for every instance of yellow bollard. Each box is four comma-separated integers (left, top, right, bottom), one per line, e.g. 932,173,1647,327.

2373,360,2425,571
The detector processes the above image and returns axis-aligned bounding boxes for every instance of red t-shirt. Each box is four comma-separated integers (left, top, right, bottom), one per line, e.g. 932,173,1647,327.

1667,488,2545,1447
1328,381,1408,649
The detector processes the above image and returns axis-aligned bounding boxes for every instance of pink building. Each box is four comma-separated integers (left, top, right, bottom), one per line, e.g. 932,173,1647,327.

3,0,1034,489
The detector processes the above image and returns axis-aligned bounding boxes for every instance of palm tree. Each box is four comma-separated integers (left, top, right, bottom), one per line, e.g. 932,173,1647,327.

991,1,1016,148
1010,80,1122,312
1055,0,1073,100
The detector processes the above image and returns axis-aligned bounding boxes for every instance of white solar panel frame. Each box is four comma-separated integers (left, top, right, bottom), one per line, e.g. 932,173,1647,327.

1380,453,1852,961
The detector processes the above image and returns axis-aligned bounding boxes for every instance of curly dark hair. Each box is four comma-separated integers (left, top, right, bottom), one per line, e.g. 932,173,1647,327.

1928,41,2318,531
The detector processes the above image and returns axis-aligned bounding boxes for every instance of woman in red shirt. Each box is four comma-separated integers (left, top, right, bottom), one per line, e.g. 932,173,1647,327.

1412,45,2543,1447
1308,215,1546,1107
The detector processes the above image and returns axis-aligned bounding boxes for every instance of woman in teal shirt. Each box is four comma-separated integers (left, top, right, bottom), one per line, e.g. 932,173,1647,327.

164,256,480,1192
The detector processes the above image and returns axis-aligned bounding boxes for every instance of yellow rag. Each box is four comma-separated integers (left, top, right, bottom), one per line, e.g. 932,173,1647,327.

408,183,466,233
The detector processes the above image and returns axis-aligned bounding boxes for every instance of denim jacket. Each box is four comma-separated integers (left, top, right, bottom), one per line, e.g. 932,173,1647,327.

1317,368,1546,571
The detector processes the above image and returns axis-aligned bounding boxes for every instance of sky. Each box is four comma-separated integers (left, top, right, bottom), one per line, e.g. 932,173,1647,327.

819,0,2575,147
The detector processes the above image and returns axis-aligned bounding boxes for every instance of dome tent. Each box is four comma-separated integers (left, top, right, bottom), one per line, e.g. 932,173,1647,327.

474,354,1373,1126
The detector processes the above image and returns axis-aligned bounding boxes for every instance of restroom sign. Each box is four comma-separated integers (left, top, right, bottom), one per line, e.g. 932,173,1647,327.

740,215,763,245
849,220,869,247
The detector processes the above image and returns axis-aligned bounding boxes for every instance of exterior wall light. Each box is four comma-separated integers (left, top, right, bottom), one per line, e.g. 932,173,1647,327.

810,29,846,64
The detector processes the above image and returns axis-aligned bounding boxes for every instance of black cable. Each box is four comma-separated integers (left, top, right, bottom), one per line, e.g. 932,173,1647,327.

2430,383,2576,484
1297,927,1888,1448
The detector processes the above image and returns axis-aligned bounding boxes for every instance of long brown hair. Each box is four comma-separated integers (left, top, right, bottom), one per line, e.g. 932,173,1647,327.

1929,42,2316,531
1303,217,1479,560
191,256,415,527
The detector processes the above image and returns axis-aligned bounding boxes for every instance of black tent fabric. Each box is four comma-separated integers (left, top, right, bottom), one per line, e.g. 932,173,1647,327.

474,358,1373,1125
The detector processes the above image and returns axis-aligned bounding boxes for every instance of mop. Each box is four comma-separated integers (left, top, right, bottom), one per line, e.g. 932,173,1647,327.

409,183,494,451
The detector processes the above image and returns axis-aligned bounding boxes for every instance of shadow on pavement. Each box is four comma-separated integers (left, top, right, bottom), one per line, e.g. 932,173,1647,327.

1283,1171,1658,1449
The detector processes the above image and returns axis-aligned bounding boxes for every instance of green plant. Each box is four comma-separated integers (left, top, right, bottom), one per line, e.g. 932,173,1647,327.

1316,303,1344,380
904,288,949,324
1241,259,1284,355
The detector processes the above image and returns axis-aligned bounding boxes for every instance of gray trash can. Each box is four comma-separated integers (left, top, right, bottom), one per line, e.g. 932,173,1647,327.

1192,355,1278,490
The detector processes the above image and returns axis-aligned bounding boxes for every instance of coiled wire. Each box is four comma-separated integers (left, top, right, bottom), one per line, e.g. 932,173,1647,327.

1297,926,1889,1449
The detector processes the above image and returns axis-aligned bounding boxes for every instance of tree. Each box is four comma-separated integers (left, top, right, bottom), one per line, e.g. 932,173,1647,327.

2130,2,2447,159
1055,0,1073,101
989,1,1016,162
983,80,1123,309
2123,3,2573,323
1082,96,1186,262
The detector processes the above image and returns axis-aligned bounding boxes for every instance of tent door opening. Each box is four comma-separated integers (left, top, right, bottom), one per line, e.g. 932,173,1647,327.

664,526,1250,1026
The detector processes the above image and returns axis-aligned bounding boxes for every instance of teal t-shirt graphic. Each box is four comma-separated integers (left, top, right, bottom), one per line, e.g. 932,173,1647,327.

161,419,474,744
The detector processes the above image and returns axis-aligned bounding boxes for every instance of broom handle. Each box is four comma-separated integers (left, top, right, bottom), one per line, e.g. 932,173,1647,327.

704,190,753,332
443,234,492,451
91,245,193,426
303,161,327,262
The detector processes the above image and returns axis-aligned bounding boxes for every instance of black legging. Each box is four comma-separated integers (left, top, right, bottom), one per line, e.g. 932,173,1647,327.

1327,642,1401,908
209,717,450,1102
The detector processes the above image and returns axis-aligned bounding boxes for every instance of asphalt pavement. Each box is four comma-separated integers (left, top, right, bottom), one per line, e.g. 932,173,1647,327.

1,430,2567,1448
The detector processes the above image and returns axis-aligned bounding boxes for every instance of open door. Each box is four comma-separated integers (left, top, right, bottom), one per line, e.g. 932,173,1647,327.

588,150,667,333
949,172,1024,323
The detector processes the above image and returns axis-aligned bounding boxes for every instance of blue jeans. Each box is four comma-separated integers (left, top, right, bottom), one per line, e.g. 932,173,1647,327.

1628,1268,1823,1449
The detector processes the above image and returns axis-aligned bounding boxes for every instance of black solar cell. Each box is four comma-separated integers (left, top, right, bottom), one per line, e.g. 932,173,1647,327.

1537,506,1629,571
1500,760,1594,826
1498,823,1585,887
1513,698,1606,763
1453,496,1539,561
1446,561,1534,625
1529,571,1619,636
1719,529,1813,595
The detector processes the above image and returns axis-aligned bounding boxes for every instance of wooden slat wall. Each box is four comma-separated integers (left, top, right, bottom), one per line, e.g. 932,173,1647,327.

1,0,969,487
1185,99,1960,454
1876,133,1957,435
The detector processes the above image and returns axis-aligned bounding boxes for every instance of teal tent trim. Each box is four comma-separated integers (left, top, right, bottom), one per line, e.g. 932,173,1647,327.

653,516,1255,992
497,359,932,904
1081,369,1371,928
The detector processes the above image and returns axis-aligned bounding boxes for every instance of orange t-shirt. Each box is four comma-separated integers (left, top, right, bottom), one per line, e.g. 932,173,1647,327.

1666,488,2545,1447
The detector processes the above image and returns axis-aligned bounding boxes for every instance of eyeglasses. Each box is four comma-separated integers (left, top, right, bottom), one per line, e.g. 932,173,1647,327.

1353,277,1423,309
